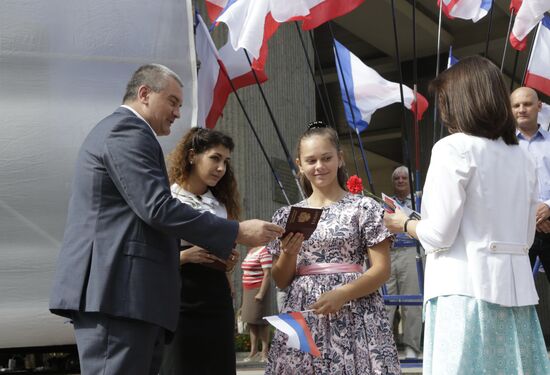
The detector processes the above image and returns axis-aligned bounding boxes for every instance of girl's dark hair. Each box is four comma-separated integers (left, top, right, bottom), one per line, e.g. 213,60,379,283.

296,125,347,197
167,128,241,220
429,56,517,145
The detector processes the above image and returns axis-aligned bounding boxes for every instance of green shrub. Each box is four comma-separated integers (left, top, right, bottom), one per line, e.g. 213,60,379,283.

234,333,251,352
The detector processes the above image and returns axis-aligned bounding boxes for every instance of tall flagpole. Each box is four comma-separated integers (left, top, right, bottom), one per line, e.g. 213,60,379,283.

243,50,307,200
411,0,421,213
501,10,515,71
309,30,339,132
433,3,443,145
293,23,333,129
390,0,416,210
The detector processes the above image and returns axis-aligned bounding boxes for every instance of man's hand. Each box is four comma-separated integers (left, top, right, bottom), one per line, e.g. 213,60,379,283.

236,220,284,247
536,203,550,224
537,220,550,233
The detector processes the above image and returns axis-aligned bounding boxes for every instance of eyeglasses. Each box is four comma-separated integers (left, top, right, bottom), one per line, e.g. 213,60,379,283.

307,120,328,130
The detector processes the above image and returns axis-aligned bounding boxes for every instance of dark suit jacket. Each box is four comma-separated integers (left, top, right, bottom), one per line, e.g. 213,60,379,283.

49,107,238,331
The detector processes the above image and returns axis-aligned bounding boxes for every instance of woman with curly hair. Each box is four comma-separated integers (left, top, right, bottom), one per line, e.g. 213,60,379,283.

160,127,241,375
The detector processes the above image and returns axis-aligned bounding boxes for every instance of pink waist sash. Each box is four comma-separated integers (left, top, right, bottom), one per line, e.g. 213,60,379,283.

296,263,364,276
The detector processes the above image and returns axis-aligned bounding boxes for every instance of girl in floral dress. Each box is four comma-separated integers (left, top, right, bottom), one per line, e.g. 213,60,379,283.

265,124,400,375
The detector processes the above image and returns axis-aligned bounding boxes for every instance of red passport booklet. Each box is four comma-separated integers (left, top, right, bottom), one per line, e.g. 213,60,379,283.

283,206,323,240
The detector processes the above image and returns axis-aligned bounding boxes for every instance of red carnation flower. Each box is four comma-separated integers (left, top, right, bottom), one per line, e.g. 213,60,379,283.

346,175,363,194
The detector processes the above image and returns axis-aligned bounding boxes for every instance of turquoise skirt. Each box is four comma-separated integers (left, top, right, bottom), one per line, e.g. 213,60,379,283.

423,295,550,375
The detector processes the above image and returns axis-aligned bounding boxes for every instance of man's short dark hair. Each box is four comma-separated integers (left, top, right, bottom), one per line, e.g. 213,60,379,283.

123,64,183,103
429,56,518,145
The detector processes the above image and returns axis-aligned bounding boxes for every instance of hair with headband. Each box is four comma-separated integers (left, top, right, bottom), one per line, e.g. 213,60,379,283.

295,121,347,196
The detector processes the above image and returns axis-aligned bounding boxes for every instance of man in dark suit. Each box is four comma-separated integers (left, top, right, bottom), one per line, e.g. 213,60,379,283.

49,64,283,375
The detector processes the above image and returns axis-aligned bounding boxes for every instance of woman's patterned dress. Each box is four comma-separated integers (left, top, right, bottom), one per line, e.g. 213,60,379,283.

265,193,401,375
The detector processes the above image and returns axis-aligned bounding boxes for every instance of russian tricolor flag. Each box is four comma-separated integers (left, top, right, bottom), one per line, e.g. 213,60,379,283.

333,39,429,133
447,45,459,68
510,0,550,50
524,15,550,97
439,0,492,22
264,312,321,357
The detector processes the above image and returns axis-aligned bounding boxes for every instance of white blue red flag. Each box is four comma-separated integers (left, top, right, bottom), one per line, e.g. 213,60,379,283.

195,14,267,128
264,312,321,357
439,0,492,22
524,14,550,97
510,0,550,50
216,0,364,70
333,39,429,133
447,45,459,68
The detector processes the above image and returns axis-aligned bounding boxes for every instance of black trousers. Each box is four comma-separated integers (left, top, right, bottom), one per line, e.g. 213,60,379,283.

529,232,550,283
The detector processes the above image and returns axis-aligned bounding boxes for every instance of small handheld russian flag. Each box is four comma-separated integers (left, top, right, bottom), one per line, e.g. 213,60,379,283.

264,311,321,357
447,46,459,69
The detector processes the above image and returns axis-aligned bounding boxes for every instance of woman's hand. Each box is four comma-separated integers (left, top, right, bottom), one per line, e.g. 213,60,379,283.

179,246,216,265
280,232,304,256
309,288,348,315
383,209,409,233
225,249,240,272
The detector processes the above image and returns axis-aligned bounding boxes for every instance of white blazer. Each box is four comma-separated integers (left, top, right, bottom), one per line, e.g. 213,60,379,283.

416,133,539,307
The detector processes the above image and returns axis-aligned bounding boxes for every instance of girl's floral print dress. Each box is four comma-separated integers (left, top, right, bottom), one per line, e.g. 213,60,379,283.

265,193,401,375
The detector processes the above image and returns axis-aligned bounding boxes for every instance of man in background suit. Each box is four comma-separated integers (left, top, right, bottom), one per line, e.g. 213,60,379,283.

49,64,283,375
512,86,550,283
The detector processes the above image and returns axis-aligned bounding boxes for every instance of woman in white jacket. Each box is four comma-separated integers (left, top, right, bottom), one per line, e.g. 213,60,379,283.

384,56,550,375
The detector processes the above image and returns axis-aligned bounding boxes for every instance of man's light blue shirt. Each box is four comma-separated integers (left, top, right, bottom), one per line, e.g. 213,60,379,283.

517,127,550,207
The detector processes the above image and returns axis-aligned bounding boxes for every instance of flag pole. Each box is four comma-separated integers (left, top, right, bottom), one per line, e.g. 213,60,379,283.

309,29,339,131
433,2,443,145
501,9,515,71
216,62,292,205
243,50,307,200
411,3,425,289
411,0,421,212
484,0,495,58
293,23,334,129
390,0,416,210
330,35,376,194
326,22,361,177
